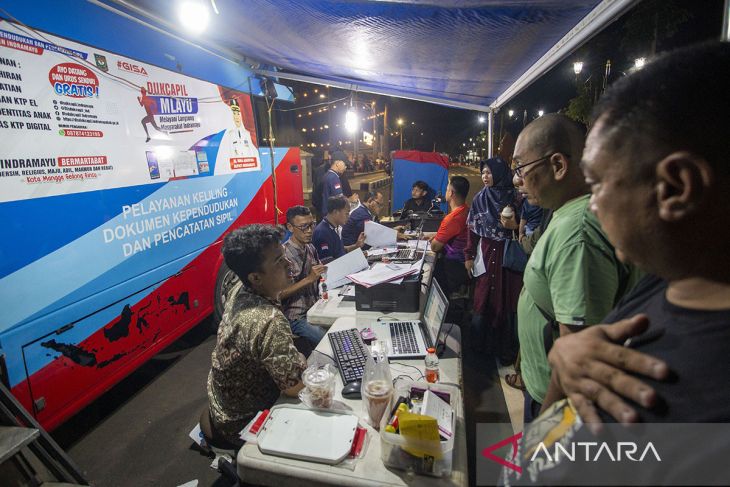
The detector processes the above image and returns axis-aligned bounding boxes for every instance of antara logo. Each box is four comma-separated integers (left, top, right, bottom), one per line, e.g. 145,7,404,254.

530,441,661,463
117,60,148,76
482,432,523,474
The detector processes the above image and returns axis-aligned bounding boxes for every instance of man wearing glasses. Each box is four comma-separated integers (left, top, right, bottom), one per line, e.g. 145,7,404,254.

512,114,641,423
341,191,384,247
280,206,327,349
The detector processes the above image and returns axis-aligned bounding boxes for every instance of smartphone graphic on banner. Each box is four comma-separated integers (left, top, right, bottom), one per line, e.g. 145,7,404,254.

146,150,160,179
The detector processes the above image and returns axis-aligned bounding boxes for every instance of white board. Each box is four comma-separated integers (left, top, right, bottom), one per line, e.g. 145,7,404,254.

257,405,359,465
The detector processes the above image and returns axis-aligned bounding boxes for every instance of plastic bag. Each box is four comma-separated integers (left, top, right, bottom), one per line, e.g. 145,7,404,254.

360,355,394,429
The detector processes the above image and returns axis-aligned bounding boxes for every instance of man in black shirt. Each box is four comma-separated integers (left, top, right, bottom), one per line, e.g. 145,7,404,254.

401,180,430,214
502,42,730,485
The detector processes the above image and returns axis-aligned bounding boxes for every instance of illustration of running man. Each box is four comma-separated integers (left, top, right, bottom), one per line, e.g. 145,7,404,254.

138,87,166,142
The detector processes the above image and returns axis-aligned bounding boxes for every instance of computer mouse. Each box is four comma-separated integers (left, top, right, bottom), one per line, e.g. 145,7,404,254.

341,381,362,399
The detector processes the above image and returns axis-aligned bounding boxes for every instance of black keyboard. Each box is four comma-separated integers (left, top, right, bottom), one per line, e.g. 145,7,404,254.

328,328,370,384
394,248,416,260
389,321,420,355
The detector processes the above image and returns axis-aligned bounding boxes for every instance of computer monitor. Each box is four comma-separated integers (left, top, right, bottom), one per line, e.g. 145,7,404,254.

423,278,449,348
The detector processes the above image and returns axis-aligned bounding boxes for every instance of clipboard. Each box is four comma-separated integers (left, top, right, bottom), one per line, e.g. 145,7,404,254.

257,405,359,464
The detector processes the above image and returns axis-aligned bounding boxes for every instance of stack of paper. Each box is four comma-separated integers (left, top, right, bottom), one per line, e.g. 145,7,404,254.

347,262,418,288
406,239,431,251
324,248,369,289
422,390,454,438
366,246,398,257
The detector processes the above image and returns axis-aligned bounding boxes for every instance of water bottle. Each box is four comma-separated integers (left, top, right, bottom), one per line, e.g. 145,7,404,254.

319,277,328,300
425,347,439,383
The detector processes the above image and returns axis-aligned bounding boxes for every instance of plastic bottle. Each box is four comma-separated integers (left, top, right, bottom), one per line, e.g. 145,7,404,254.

425,347,439,383
319,277,328,300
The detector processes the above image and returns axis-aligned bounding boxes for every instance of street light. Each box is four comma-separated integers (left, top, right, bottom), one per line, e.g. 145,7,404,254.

573,61,584,75
397,119,404,150
345,110,358,133
508,109,514,118
538,109,544,117
634,57,646,69
478,115,486,124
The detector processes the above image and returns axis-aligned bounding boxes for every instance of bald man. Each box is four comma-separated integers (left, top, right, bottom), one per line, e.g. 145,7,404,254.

511,114,641,423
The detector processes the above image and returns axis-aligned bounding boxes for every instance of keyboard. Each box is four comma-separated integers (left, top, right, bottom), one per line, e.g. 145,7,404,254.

392,248,416,261
328,328,370,384
389,321,420,355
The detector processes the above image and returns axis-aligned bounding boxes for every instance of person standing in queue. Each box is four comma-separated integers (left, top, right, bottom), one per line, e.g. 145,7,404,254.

313,196,366,262
321,159,347,215
280,206,327,349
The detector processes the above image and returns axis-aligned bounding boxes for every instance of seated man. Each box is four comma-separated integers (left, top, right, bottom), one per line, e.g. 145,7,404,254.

205,224,306,448
427,176,470,297
313,196,365,262
401,180,430,214
503,42,730,485
342,191,383,246
280,206,327,348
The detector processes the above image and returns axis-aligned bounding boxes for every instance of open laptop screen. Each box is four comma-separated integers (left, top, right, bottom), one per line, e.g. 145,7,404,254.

423,278,449,345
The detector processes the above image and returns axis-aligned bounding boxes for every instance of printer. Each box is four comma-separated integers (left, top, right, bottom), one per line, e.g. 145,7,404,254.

354,270,422,313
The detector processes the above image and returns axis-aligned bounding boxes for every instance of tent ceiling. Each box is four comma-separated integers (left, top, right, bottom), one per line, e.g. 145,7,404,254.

108,0,631,110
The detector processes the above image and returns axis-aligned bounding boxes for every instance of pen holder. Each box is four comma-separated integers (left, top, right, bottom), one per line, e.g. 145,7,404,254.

379,380,459,477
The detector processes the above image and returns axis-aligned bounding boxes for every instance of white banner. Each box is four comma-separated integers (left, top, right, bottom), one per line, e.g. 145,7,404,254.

0,20,261,203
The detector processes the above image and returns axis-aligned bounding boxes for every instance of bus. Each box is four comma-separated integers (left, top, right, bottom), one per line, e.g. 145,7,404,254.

0,7,302,430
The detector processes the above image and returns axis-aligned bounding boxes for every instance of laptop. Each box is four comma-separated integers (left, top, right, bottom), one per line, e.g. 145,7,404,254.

372,278,449,359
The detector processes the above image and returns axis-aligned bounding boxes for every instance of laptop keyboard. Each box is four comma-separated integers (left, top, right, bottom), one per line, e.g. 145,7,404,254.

389,321,420,355
395,248,416,260
328,328,370,384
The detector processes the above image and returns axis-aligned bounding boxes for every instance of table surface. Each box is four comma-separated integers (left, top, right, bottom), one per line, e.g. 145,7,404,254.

237,316,467,487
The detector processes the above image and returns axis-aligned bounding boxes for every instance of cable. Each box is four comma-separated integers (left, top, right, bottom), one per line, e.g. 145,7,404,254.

390,362,425,380
312,349,335,362
273,95,350,112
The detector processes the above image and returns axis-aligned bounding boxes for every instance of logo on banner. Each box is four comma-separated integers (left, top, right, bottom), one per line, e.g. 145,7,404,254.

94,54,108,72
117,60,148,76
48,63,99,98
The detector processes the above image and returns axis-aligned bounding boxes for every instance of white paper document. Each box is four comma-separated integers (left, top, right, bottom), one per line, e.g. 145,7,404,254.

406,239,431,251
347,262,418,288
366,246,398,256
364,221,397,247
472,242,487,277
324,248,369,289
422,390,454,438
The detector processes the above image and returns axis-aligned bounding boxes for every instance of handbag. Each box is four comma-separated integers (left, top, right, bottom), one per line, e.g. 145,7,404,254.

502,231,528,272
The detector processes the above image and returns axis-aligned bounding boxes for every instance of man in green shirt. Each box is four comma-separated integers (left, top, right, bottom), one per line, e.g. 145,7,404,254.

512,114,640,423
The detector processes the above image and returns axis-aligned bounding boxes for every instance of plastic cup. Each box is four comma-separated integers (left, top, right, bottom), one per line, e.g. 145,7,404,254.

299,365,336,409
363,379,393,429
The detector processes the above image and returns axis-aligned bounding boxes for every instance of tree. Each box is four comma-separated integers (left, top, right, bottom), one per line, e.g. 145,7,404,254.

565,83,594,126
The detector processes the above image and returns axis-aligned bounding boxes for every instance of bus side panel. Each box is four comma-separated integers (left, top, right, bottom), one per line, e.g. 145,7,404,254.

256,147,304,224
8,154,295,430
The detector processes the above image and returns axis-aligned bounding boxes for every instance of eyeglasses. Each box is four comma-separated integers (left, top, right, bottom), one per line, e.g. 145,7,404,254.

291,222,316,232
513,153,569,178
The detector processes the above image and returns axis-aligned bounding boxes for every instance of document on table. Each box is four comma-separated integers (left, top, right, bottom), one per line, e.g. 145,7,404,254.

325,248,369,289
366,246,398,256
347,262,418,288
422,389,454,438
364,221,397,247
406,239,431,251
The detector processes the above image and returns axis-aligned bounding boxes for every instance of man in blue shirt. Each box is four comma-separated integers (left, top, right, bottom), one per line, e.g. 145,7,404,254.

342,191,383,246
313,196,366,262
321,159,347,214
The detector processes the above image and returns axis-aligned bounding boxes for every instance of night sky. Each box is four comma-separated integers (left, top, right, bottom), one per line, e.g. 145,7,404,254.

283,0,724,157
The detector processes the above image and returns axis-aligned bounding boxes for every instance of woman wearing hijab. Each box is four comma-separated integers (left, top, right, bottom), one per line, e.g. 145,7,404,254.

465,157,523,363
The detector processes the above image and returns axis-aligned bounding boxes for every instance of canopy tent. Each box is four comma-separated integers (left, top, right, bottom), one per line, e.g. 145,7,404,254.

0,0,643,155
391,151,450,214
96,0,639,112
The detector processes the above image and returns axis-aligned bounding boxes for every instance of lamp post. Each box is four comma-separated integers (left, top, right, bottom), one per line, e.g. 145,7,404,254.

573,61,583,85
397,118,404,150
634,57,646,69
